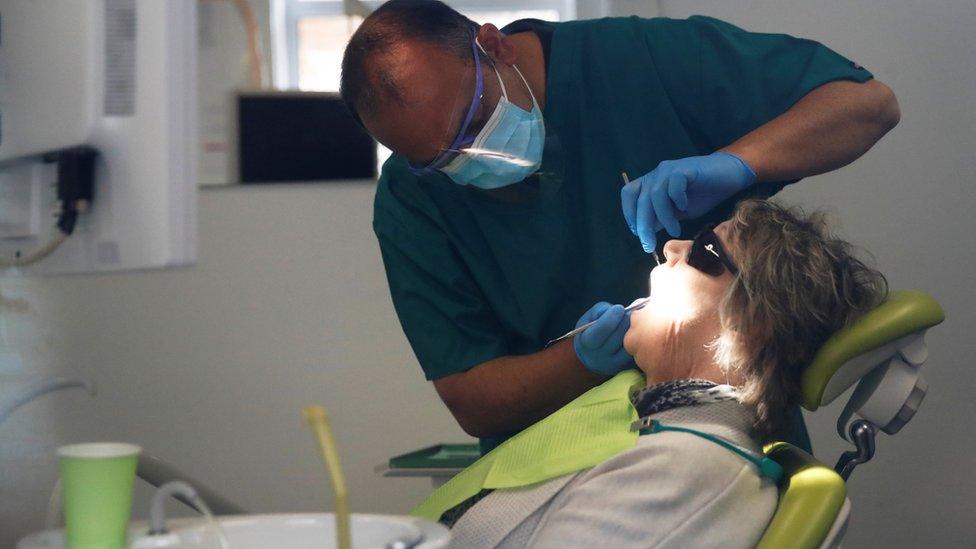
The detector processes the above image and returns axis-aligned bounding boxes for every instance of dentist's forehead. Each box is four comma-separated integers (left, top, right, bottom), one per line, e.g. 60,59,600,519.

360,40,472,164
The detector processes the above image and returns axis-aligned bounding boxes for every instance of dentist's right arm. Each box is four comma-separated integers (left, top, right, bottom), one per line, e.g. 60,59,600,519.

433,302,633,438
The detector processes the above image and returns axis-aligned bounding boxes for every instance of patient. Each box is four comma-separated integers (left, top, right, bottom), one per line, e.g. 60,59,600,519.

443,199,888,548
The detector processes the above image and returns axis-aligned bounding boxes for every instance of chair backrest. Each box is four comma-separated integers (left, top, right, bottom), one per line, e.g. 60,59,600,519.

756,443,848,549
759,290,945,548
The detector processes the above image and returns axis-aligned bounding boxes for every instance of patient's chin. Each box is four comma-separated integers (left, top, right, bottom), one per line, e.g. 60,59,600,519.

623,329,636,355
624,335,657,378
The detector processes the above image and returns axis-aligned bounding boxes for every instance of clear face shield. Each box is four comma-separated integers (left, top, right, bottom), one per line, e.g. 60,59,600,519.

405,32,486,176
407,30,550,189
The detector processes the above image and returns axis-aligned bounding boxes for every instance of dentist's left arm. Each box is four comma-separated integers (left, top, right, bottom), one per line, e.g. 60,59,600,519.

622,79,900,252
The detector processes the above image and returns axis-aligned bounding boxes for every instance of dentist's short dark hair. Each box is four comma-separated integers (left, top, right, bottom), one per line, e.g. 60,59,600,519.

341,0,477,123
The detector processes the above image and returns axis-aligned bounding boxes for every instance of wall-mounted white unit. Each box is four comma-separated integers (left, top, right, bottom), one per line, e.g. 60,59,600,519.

0,0,197,275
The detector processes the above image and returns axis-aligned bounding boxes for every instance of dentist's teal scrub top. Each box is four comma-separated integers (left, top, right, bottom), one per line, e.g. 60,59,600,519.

373,16,872,451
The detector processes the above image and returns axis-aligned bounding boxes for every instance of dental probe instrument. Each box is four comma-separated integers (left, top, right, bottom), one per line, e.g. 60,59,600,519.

621,172,662,267
545,297,650,348
303,405,351,549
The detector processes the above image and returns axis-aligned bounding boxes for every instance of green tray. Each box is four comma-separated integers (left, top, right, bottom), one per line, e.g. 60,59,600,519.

388,444,481,469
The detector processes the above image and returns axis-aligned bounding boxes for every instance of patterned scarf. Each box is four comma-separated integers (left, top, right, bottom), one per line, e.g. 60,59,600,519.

631,378,739,418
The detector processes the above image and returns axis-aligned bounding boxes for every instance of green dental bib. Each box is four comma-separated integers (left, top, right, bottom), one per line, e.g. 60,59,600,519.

411,370,645,521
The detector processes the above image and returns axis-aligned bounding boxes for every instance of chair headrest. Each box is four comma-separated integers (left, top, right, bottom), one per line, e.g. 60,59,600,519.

801,290,945,411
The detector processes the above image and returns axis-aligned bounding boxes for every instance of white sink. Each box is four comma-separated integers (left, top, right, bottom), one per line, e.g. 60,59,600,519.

18,513,450,549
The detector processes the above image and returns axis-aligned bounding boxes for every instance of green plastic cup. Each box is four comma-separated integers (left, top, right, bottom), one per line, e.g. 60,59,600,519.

58,442,141,549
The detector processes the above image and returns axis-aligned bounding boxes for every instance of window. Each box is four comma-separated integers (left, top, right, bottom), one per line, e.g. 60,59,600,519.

271,0,576,171
271,1,575,91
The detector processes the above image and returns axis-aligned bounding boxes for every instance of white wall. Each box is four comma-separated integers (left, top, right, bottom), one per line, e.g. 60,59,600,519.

1,1,974,547
0,183,469,546
637,1,975,547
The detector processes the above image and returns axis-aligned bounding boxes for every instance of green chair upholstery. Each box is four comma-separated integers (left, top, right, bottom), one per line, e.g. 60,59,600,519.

801,290,944,412
757,443,848,549
758,290,945,548
803,290,944,443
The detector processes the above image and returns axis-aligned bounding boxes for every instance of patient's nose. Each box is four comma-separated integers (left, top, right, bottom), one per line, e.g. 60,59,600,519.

663,239,692,265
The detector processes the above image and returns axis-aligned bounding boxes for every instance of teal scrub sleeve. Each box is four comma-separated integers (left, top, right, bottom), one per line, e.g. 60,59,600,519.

644,15,874,151
374,203,509,381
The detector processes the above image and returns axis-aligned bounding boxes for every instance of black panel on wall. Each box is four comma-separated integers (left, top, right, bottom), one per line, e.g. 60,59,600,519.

238,92,376,183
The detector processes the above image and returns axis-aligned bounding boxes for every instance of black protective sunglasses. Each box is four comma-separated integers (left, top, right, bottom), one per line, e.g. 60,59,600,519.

687,224,739,276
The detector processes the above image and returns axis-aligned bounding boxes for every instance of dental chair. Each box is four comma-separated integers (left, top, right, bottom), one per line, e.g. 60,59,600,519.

756,289,945,549
380,290,945,548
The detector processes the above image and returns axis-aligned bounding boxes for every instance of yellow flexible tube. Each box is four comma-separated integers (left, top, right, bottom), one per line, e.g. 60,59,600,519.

303,406,351,549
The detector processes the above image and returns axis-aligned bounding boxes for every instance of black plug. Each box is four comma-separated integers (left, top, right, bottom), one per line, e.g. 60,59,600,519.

43,146,98,235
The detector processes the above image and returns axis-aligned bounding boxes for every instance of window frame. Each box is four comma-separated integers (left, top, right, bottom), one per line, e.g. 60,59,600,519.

270,0,577,90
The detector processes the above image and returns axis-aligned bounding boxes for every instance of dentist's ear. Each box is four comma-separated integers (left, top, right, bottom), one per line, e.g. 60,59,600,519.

475,24,517,65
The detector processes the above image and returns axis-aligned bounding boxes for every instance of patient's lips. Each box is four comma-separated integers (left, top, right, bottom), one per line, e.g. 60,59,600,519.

646,263,697,322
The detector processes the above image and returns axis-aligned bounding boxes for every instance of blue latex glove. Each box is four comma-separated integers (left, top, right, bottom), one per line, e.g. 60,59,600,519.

620,152,757,253
573,302,634,376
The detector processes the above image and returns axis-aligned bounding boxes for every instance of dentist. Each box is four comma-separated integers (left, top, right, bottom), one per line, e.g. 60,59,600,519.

340,0,899,452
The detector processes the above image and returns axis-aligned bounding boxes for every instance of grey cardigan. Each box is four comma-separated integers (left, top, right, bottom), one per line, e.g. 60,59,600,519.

447,399,779,548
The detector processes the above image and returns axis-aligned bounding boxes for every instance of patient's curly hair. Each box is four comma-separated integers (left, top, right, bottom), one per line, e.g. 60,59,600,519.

715,199,888,439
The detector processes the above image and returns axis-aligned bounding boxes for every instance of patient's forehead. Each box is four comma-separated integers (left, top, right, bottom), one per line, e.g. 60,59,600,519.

714,220,732,243
714,221,738,261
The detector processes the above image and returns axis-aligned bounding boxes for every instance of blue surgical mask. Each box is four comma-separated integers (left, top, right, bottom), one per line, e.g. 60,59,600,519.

440,49,545,189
